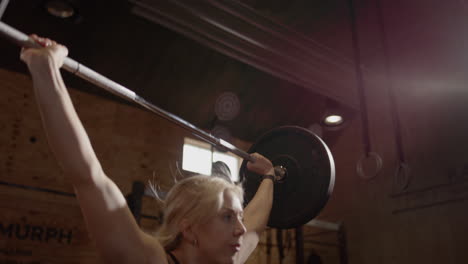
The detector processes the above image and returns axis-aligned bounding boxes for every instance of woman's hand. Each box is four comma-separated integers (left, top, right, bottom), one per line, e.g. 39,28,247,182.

20,34,68,68
246,153,274,176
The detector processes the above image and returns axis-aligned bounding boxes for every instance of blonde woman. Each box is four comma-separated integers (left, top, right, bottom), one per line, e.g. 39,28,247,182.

21,35,275,264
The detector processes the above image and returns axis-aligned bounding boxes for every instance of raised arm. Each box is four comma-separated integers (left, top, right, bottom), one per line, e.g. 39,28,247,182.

236,153,274,263
21,36,166,264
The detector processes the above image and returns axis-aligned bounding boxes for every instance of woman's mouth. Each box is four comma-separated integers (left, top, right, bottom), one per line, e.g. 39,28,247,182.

231,243,241,252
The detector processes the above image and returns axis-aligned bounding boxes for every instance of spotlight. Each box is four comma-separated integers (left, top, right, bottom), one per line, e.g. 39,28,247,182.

323,115,344,126
44,0,75,18
320,99,348,130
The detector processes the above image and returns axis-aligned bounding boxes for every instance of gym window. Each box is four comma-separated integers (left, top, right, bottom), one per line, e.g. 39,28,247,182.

182,137,241,182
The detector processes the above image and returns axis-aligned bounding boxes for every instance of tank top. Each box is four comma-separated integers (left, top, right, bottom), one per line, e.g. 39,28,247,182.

167,251,180,264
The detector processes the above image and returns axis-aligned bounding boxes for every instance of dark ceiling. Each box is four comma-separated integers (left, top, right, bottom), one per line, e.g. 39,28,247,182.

0,0,360,146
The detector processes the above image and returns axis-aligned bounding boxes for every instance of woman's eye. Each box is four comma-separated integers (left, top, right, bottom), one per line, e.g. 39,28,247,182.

223,213,233,221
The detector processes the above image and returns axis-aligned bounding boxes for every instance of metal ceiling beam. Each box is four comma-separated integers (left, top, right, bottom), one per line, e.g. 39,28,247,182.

130,0,359,109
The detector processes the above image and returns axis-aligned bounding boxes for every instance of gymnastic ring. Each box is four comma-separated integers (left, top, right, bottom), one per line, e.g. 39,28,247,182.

356,152,383,180
394,162,411,191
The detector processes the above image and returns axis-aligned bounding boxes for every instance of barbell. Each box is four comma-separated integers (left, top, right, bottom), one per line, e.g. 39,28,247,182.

0,21,335,228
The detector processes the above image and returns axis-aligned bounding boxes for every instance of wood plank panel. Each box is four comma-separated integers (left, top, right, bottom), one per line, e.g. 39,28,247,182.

0,185,100,263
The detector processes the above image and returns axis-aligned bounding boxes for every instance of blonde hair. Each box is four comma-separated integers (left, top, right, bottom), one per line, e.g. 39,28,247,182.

157,175,243,251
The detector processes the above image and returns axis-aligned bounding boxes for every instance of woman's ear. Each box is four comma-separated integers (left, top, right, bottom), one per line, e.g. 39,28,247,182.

180,219,195,241
180,219,200,247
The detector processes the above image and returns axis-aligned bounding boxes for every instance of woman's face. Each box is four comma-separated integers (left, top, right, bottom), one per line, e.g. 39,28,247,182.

196,189,246,264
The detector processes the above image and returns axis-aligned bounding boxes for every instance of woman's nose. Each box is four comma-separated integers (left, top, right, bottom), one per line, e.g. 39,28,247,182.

234,219,247,236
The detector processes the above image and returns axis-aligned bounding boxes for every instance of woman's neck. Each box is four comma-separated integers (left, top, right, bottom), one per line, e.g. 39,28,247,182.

171,243,213,264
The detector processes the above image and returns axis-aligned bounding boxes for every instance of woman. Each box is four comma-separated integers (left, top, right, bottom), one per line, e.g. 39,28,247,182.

20,35,276,264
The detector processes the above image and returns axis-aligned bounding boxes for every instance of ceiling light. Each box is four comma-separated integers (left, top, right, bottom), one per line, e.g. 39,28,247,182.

323,115,344,126
44,0,75,18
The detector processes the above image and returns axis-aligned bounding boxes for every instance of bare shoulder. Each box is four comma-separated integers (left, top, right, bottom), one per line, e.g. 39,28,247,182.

140,232,169,264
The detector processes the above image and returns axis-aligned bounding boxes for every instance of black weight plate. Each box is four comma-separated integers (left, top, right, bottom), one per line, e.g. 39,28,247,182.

240,126,335,229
